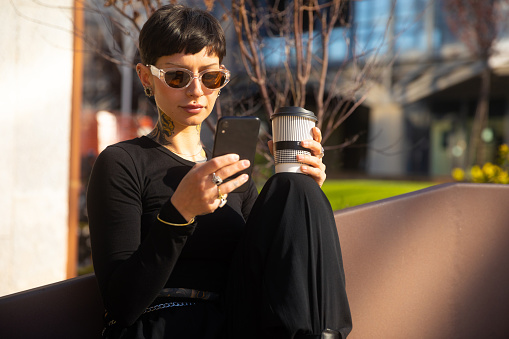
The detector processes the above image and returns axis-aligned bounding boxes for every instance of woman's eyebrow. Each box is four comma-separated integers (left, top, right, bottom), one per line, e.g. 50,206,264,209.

163,62,218,69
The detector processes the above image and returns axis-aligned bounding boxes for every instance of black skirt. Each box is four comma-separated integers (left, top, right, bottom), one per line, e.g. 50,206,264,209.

225,173,352,339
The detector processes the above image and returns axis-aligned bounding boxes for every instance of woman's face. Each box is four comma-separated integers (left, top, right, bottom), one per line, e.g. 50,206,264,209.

148,48,222,130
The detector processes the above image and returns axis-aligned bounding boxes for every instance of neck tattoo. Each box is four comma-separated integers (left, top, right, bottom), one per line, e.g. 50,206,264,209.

147,106,206,162
147,107,175,145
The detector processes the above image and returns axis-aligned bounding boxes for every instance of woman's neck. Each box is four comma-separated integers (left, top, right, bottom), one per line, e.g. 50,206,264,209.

147,107,205,161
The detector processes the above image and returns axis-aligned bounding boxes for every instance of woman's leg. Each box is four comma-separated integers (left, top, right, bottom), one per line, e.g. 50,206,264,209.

225,173,352,339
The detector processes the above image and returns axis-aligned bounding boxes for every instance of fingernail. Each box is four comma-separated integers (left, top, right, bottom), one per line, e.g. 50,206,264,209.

242,160,250,167
301,166,308,171
240,174,249,181
301,141,308,147
231,154,239,161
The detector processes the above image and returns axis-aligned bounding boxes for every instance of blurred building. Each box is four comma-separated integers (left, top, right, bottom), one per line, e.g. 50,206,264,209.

352,0,509,178
241,0,509,178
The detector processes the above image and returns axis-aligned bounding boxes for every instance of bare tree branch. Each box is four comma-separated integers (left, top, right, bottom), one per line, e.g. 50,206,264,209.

64,0,400,174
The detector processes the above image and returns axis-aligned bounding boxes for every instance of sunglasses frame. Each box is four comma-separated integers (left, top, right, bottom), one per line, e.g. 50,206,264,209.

148,65,230,91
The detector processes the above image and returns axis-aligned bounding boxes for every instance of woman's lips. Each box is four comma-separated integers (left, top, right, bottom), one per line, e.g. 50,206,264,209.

182,104,204,114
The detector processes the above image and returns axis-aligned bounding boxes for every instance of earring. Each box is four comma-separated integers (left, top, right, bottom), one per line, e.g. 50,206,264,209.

217,90,221,97
144,86,153,97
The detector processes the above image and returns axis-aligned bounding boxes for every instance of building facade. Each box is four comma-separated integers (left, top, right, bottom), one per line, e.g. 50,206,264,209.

225,0,509,178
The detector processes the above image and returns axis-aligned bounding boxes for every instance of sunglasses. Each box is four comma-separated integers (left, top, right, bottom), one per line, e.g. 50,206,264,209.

148,65,230,90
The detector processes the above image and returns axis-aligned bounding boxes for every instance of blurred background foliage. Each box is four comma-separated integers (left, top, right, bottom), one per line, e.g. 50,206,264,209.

452,144,509,184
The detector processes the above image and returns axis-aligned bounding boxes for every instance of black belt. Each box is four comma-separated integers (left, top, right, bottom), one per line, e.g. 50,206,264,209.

158,287,219,301
102,288,219,334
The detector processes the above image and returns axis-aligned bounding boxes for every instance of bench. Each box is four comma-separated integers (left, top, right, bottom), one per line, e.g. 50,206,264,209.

0,273,103,339
336,182,509,338
1,182,508,338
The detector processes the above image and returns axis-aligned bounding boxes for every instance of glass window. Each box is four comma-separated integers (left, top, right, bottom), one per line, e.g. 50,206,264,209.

434,0,460,46
394,0,428,52
354,0,391,56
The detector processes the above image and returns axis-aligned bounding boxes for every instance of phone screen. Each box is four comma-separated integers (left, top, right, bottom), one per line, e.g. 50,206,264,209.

212,116,260,193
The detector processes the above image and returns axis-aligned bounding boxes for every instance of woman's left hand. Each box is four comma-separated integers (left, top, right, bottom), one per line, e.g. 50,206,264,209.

298,127,326,187
268,127,326,187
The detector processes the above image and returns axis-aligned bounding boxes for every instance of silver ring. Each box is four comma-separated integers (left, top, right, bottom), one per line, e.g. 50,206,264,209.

217,187,227,208
317,146,325,159
211,173,223,185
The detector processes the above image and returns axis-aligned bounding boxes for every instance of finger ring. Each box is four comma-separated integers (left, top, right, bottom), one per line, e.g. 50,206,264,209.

219,196,227,208
317,146,325,159
211,172,223,185
217,187,227,208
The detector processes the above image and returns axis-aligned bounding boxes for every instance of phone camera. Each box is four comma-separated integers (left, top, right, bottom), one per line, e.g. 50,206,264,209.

220,120,229,134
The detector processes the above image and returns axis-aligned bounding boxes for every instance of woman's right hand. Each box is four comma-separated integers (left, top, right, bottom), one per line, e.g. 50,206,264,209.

170,154,250,222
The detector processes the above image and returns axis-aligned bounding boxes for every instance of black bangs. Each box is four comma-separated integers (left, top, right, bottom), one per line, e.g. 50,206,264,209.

139,4,226,66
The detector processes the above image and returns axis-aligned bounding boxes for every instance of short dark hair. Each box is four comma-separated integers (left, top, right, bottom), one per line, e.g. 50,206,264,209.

138,4,226,66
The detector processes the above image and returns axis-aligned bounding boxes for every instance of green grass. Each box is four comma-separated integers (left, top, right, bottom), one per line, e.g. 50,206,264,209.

321,179,437,211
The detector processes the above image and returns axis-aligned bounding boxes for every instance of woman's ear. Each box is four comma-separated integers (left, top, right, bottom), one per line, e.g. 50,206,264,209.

136,63,152,87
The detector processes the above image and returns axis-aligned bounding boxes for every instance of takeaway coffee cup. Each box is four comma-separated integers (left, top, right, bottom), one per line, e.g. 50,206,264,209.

271,106,318,173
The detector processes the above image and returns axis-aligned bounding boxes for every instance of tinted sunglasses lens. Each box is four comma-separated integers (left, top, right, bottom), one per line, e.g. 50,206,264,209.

164,70,190,88
202,71,227,89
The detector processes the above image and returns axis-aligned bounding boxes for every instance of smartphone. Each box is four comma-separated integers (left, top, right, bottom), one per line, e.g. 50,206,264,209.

212,116,260,193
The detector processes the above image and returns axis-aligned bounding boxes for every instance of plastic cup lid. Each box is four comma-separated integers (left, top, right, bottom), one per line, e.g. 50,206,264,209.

270,106,317,122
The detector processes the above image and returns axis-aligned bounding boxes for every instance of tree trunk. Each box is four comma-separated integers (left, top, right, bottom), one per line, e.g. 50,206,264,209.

467,60,491,166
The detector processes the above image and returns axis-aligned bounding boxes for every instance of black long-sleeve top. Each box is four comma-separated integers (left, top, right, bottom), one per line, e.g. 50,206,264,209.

87,136,258,327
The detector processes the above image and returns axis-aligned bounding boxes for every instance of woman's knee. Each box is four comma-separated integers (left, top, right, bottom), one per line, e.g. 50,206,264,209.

263,172,320,196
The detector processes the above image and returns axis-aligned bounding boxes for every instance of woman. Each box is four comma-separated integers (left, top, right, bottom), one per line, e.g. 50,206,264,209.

87,4,351,339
